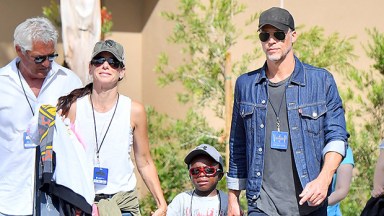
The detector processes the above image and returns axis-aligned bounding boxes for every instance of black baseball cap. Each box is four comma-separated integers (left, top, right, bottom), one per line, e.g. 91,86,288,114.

258,7,295,32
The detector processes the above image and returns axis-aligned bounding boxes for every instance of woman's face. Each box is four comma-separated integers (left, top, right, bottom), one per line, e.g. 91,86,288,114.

90,51,125,86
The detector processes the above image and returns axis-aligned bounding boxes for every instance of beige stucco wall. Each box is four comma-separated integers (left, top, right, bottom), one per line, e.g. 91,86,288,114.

1,0,383,122
141,0,384,128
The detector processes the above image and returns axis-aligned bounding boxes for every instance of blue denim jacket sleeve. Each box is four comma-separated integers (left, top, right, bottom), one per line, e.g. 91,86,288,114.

227,77,248,190
321,72,348,158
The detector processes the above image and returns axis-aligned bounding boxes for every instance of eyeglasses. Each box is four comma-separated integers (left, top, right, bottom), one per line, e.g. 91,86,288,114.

189,166,222,177
259,31,286,42
29,53,58,64
91,57,122,69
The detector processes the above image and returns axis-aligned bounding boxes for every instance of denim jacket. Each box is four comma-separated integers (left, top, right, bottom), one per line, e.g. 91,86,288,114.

227,56,349,201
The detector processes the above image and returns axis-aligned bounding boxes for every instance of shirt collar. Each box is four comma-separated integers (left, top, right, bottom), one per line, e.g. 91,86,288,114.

254,55,306,86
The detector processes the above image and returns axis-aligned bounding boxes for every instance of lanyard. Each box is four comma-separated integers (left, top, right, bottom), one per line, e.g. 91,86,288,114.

90,93,119,162
17,66,34,116
267,77,291,131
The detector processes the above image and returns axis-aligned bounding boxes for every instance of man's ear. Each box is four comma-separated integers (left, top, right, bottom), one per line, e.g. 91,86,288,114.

15,45,24,57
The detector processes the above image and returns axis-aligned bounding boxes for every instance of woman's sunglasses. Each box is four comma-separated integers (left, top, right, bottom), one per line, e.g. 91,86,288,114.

259,31,286,42
91,57,122,69
189,166,222,177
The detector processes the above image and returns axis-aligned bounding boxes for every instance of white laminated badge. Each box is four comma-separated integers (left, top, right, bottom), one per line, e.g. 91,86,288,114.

93,167,109,185
23,131,37,149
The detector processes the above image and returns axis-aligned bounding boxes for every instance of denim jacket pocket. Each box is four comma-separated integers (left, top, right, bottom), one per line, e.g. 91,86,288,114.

239,103,255,118
300,103,327,162
239,103,256,136
300,103,327,134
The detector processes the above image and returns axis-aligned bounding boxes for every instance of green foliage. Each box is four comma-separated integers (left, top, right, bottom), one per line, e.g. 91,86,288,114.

341,130,376,215
294,26,357,75
369,80,384,108
140,106,223,215
42,0,61,27
340,29,384,214
365,28,384,75
347,68,364,89
368,80,384,137
155,0,260,118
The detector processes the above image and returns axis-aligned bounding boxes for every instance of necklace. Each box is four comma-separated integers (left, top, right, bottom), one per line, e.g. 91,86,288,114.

90,93,119,162
190,189,221,216
17,63,34,116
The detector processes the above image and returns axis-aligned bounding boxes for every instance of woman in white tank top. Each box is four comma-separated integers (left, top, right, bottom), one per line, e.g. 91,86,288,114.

57,40,167,216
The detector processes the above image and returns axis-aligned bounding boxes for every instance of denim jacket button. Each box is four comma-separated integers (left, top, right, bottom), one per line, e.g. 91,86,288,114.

312,112,318,117
256,172,261,176
261,100,266,104
260,124,264,128
258,147,263,152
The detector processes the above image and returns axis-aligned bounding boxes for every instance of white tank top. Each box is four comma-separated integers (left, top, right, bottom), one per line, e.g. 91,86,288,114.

75,95,136,194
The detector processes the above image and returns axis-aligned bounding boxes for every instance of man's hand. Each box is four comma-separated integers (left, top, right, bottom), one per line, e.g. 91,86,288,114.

299,176,329,206
228,189,243,216
299,152,342,206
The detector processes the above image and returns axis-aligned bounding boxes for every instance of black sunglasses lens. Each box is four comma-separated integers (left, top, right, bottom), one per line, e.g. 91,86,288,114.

204,167,215,175
190,168,200,175
92,57,105,66
274,31,286,40
34,57,45,63
259,32,270,42
92,57,120,68
106,58,121,68
259,32,286,42
34,54,58,63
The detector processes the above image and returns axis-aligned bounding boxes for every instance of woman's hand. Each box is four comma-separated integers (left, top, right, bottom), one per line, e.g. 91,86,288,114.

150,206,167,216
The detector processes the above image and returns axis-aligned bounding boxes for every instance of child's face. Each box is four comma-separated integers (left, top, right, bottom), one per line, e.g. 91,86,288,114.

189,155,222,196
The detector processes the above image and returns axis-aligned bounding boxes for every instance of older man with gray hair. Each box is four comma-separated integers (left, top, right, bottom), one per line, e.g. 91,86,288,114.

0,17,82,215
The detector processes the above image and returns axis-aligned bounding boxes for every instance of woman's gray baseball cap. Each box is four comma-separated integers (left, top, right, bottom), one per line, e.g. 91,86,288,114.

91,39,125,66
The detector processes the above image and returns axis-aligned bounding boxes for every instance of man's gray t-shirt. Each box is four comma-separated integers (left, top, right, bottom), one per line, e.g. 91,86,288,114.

256,77,313,215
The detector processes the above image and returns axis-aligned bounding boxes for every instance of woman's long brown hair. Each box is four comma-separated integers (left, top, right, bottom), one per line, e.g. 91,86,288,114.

57,83,93,117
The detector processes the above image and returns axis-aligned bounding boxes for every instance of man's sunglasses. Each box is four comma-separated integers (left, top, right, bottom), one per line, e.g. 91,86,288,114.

30,53,58,64
189,166,222,177
91,57,122,69
259,31,286,42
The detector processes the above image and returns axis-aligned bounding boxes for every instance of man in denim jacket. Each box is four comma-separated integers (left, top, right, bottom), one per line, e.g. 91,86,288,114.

227,7,349,216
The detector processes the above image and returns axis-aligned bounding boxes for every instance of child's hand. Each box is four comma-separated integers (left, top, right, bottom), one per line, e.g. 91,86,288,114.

150,207,166,216
372,185,384,198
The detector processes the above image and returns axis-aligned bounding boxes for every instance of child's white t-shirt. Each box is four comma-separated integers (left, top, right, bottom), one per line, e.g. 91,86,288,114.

167,190,228,216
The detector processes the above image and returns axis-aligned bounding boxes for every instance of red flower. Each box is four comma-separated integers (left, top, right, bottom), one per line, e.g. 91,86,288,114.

101,6,113,34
